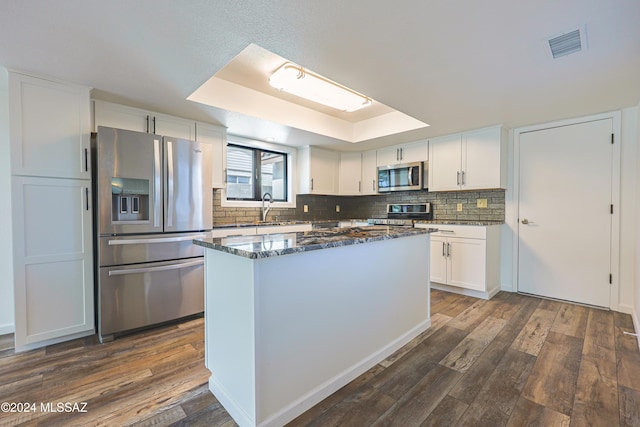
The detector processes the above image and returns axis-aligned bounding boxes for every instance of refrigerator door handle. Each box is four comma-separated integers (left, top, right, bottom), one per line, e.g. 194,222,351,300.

153,139,162,228
107,234,207,246
166,140,174,227
108,259,204,276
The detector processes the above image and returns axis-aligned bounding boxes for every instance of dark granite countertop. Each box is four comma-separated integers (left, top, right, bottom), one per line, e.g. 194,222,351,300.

414,220,504,226
212,220,312,229
211,218,503,229
194,225,435,259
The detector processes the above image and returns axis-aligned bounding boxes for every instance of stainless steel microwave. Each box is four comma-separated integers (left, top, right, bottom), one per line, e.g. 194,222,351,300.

377,161,427,192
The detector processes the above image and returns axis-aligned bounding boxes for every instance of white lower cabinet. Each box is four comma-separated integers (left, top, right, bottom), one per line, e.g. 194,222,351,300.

12,176,94,351
417,223,501,299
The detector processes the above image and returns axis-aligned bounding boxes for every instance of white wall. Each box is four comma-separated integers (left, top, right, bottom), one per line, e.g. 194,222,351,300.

635,102,640,336
0,67,14,334
501,107,639,318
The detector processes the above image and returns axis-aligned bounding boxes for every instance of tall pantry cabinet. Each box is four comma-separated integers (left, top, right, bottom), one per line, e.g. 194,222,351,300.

9,72,94,351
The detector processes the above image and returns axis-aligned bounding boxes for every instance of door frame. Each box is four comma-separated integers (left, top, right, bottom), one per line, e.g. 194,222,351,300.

511,111,621,309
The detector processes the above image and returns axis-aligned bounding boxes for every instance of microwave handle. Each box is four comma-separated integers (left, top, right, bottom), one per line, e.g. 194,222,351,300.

408,167,413,186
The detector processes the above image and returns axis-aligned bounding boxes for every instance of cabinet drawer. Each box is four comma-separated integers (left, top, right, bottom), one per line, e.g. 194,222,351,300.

420,224,486,239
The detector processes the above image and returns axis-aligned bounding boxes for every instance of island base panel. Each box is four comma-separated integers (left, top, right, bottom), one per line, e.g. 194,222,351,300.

204,234,431,427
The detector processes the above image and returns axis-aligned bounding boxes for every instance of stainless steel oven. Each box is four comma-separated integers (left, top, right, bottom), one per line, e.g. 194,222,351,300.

368,203,433,226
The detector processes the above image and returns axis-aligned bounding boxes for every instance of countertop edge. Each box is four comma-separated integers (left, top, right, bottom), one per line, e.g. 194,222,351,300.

194,227,435,259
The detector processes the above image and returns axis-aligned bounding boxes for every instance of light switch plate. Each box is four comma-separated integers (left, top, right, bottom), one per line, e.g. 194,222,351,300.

457,203,463,212
303,205,309,213
336,205,340,213
477,198,488,208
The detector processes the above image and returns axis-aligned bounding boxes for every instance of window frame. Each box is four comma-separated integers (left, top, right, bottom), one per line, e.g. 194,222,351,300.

221,136,296,209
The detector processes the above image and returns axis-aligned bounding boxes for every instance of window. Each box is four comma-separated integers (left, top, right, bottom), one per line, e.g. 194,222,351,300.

226,144,288,201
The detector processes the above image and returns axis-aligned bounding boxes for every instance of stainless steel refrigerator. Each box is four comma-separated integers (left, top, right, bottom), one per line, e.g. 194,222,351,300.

93,126,213,342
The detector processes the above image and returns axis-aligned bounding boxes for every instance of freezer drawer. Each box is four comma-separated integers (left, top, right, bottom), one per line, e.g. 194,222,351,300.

98,232,207,266
98,258,204,341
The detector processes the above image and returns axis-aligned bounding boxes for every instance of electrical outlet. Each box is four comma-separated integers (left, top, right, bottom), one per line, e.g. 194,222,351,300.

457,203,463,212
477,198,488,208
336,205,340,213
303,205,309,213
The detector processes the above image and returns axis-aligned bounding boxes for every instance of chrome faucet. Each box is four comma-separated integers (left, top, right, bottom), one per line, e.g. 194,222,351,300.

261,192,273,222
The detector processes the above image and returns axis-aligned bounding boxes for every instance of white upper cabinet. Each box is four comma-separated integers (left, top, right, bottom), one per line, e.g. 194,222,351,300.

298,146,340,195
428,133,462,191
153,112,195,140
195,122,227,188
429,126,506,191
463,126,507,190
339,152,362,195
361,149,378,195
377,140,428,166
93,100,195,140
10,73,91,179
339,149,378,196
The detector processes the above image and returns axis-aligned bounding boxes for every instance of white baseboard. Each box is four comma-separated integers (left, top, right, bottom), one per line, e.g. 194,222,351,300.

431,282,500,300
0,323,14,335
632,307,640,352
596,303,639,352
500,283,515,292
209,319,431,427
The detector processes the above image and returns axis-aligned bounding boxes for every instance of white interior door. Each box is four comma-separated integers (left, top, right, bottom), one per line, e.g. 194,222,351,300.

518,118,613,307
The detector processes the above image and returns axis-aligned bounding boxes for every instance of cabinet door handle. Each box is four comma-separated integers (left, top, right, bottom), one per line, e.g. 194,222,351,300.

442,242,446,257
457,171,460,185
153,139,162,227
447,242,451,257
84,148,89,172
166,140,174,227
152,116,156,134
311,178,314,191
461,171,465,185
372,180,376,191
84,187,90,211
358,181,361,192
146,115,150,133
108,259,204,276
400,148,403,161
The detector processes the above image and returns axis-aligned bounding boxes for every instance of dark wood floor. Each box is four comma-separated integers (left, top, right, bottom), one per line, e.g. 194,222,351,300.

1,290,639,426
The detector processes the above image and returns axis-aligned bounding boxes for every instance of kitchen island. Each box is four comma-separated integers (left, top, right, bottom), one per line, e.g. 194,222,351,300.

193,226,433,427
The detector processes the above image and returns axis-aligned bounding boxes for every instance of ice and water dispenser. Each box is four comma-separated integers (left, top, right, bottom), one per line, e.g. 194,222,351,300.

111,177,150,222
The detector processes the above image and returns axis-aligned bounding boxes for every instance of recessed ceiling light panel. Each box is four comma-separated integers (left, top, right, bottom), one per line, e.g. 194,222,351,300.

269,63,372,112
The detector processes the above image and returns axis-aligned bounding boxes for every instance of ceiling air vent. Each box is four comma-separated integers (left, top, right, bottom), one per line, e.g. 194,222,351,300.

548,27,586,59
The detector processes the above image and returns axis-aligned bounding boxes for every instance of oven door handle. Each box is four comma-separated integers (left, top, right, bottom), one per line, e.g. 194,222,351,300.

108,259,204,276
107,234,207,245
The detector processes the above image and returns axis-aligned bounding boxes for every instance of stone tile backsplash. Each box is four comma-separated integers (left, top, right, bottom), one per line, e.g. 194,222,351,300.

212,189,505,225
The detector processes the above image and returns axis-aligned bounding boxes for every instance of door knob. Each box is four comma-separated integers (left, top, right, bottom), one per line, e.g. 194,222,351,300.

521,218,534,225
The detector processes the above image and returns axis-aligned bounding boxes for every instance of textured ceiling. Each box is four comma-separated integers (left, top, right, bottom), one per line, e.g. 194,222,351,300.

1,0,639,151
